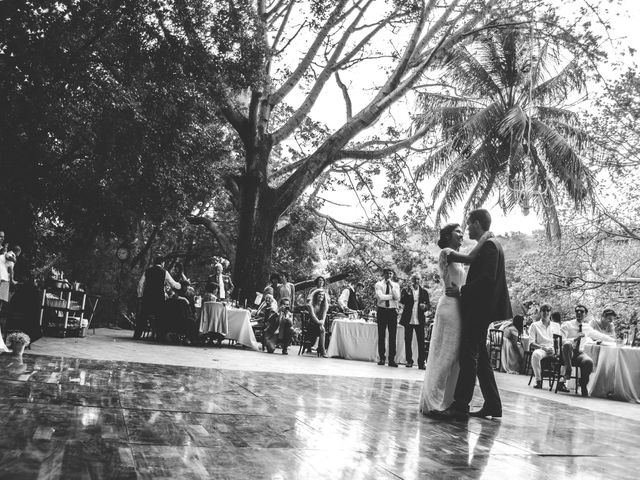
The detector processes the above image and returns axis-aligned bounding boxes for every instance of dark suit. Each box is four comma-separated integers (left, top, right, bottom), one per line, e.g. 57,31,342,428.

399,286,431,366
452,239,512,414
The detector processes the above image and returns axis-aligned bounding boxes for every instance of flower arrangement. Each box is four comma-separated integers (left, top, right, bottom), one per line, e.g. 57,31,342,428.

7,332,30,348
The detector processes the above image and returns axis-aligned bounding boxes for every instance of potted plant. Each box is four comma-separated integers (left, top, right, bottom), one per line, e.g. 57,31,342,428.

7,332,30,356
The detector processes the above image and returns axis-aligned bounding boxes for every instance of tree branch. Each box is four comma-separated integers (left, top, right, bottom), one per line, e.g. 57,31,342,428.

269,0,349,107
334,71,353,120
187,215,235,258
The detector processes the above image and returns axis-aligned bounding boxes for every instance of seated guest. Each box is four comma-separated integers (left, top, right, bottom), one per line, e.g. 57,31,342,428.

338,281,365,314
264,297,295,355
550,311,562,325
501,315,525,374
264,273,281,301
307,289,328,357
560,304,616,396
590,308,617,338
529,303,560,389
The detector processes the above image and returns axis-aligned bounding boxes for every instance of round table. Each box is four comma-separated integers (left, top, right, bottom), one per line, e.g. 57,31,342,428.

584,343,640,403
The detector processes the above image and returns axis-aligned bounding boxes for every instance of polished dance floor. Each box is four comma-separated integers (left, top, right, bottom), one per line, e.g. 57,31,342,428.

0,353,637,479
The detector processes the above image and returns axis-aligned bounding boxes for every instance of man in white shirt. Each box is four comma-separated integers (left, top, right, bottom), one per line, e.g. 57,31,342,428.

528,303,561,389
375,267,401,367
589,307,617,338
560,304,615,396
399,273,430,369
338,281,364,314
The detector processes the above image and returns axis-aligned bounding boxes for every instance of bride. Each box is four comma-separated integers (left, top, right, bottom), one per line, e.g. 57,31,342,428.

420,223,491,414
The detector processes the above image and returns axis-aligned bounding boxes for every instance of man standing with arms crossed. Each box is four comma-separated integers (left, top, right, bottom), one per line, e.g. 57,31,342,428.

375,267,401,367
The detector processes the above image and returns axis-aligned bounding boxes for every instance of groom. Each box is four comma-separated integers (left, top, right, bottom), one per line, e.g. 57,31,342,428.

438,209,512,420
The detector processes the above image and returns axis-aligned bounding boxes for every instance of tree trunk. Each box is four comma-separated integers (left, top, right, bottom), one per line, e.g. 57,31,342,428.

232,171,278,305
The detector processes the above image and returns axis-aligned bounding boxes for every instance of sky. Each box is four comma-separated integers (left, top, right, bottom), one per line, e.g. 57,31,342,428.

303,0,640,236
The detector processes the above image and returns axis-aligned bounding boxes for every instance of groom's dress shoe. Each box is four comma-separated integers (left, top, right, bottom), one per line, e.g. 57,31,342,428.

432,407,468,420
469,409,502,419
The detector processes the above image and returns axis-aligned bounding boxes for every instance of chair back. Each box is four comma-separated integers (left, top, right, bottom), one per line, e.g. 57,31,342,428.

489,329,504,347
425,323,434,342
553,334,563,355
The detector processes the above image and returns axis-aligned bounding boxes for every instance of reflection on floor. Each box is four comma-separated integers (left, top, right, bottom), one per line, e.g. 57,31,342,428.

0,354,637,479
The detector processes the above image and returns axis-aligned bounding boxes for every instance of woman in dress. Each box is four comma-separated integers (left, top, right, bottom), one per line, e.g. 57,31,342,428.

501,315,525,374
420,224,491,414
307,289,328,357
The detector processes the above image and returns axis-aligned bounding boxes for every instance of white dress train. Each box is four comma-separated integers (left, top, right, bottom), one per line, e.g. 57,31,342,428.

420,248,465,413
0,326,10,353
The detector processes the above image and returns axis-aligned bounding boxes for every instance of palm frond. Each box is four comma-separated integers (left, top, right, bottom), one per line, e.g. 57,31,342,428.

497,105,528,144
414,142,458,180
451,102,504,147
530,119,594,207
444,46,503,100
532,59,586,104
462,169,498,219
535,106,579,125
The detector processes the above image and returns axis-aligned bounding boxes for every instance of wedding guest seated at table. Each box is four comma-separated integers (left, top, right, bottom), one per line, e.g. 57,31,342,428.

307,289,328,357
529,303,561,389
501,315,525,374
338,281,365,314
560,304,616,396
590,307,617,338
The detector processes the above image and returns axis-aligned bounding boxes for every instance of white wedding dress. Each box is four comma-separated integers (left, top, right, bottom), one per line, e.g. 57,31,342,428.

0,326,9,353
420,248,465,414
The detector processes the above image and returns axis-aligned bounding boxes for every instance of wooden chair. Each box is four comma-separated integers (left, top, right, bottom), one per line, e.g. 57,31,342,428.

527,338,563,391
424,323,434,361
488,329,504,371
85,295,100,335
298,311,316,355
551,334,581,394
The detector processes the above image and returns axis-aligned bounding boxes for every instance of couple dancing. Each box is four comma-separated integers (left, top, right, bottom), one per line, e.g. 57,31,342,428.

420,209,512,420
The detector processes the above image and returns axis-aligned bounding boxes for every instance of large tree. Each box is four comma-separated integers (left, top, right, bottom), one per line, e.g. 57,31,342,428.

413,27,594,240
174,0,600,301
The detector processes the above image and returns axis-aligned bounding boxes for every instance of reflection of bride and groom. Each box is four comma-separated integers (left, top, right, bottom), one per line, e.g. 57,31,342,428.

420,208,512,420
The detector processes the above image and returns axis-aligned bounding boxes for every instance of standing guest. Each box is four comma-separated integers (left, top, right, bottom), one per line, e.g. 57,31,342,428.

307,289,328,357
375,267,401,367
264,273,281,300
208,263,233,301
136,256,181,339
590,308,617,338
528,303,560,389
338,281,365,314
560,305,615,396
399,272,430,369
0,249,20,310
501,315,525,374
0,230,5,254
171,262,189,283
277,272,295,304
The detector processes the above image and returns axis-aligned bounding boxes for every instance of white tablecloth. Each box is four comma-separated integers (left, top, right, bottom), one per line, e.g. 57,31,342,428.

585,344,640,403
226,307,260,350
326,319,419,364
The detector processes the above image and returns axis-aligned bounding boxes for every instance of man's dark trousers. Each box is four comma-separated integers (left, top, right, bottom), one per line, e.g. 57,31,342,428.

377,307,398,362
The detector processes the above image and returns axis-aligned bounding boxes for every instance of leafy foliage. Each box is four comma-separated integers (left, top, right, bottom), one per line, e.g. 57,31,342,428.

414,28,595,240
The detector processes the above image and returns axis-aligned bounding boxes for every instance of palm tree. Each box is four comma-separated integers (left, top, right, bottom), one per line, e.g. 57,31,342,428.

414,28,593,240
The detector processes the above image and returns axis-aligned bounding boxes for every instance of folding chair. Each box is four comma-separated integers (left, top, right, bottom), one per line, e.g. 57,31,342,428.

488,329,504,371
